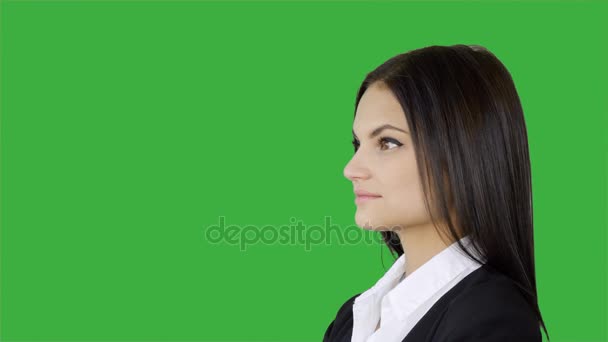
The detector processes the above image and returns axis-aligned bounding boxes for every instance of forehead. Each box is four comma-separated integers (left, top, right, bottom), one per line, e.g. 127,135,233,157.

354,83,408,131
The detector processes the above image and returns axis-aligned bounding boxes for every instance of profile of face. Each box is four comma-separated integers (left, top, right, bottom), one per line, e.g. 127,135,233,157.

344,82,431,232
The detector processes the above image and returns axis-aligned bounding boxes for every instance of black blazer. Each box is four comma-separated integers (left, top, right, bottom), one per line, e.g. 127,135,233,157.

323,263,542,342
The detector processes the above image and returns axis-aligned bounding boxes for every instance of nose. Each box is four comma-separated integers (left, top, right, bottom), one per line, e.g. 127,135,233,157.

343,153,370,181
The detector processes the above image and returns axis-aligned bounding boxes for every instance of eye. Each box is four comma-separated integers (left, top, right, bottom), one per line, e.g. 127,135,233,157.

379,137,402,150
351,138,360,153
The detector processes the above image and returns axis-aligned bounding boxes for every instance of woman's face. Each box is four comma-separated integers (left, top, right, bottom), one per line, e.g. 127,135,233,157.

344,82,431,232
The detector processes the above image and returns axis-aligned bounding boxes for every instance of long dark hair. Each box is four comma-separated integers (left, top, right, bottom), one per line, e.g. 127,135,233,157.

353,44,549,340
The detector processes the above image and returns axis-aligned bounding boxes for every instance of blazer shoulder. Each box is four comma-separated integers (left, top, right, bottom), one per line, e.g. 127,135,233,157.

337,292,360,315
433,266,542,341
330,292,361,323
323,292,360,342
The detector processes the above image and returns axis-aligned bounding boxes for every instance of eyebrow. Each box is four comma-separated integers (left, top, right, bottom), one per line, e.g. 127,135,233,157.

352,124,409,139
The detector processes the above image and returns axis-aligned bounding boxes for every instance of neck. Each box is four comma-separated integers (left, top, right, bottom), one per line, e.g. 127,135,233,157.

394,222,456,278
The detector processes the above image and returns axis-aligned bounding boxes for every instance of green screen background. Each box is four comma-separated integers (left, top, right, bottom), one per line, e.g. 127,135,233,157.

1,1,606,341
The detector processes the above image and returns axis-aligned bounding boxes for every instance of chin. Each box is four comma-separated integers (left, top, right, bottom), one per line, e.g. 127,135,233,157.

357,222,377,231
355,213,383,231
356,212,402,232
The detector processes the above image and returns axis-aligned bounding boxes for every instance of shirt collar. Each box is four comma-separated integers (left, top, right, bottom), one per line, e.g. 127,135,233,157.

353,248,407,308
386,234,484,321
354,234,485,322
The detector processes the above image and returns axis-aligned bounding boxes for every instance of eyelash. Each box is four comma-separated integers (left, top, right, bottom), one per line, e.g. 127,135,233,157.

351,137,402,152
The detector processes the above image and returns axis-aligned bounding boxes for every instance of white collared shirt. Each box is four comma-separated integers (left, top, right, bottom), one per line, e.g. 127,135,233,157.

351,235,486,342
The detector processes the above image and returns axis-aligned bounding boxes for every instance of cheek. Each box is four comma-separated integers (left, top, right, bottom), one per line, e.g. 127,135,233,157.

380,158,431,227
380,155,420,194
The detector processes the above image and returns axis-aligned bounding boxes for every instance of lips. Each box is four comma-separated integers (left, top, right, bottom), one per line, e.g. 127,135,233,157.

354,189,381,197
354,189,382,205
